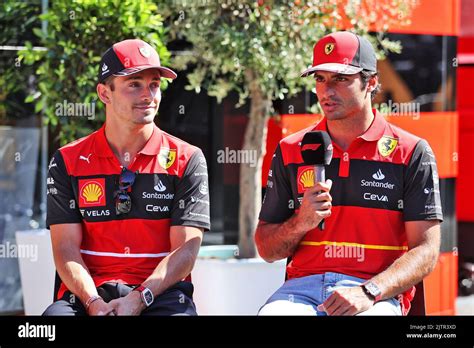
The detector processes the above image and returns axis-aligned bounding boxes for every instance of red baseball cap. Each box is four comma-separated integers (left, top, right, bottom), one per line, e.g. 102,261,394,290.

98,39,177,83
301,31,377,77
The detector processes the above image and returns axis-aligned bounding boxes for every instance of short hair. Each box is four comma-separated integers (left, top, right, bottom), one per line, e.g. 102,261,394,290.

360,70,381,101
102,75,116,91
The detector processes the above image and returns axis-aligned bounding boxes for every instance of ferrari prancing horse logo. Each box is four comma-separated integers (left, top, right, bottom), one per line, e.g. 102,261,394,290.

378,136,398,157
325,43,335,55
158,148,177,169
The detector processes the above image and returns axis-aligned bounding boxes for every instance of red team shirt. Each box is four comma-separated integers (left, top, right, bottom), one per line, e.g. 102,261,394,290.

259,110,443,314
47,124,210,298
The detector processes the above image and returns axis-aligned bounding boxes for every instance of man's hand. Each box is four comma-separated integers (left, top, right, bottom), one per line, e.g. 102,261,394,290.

295,179,333,231
108,291,146,316
87,298,116,316
317,286,374,316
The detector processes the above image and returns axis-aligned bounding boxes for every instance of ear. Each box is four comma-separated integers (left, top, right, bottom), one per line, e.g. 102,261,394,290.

97,83,111,104
367,74,378,93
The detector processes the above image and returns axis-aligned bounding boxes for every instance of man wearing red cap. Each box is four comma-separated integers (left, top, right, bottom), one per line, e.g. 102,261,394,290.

256,31,442,315
43,39,210,315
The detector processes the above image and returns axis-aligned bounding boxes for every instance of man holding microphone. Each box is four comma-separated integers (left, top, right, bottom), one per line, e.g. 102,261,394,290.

255,31,442,315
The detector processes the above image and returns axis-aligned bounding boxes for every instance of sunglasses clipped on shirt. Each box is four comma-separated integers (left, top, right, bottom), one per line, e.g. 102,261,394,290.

114,167,138,215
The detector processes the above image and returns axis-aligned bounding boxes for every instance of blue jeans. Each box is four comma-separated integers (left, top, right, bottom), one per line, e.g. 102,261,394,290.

258,272,401,315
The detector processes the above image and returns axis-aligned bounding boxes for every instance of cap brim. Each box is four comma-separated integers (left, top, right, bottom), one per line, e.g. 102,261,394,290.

114,65,177,80
301,63,363,77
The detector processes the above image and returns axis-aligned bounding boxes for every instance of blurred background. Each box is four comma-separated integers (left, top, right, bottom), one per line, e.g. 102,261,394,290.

0,0,473,315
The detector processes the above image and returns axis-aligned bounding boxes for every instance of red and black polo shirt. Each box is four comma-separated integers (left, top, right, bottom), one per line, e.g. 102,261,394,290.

260,110,443,312
47,123,210,298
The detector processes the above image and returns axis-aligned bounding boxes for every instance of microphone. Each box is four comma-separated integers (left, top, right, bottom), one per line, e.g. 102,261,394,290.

300,131,333,230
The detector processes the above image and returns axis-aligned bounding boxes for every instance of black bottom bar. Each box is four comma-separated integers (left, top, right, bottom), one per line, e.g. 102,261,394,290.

0,316,473,346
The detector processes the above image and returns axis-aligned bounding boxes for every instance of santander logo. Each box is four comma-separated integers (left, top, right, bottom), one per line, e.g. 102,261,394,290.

372,169,385,180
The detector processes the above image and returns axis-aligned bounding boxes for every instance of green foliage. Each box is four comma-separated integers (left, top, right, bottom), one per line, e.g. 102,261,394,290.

165,0,414,108
2,0,171,145
161,0,416,255
0,1,42,121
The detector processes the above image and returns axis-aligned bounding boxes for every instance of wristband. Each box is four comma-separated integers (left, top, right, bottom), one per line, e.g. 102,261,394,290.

85,295,102,310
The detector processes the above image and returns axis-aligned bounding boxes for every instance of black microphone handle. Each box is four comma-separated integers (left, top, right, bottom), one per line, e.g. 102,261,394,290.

314,165,326,231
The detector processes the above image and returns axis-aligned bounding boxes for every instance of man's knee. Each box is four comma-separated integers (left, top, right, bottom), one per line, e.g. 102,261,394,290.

42,301,67,316
258,300,317,316
356,298,402,316
42,300,85,316
42,304,55,316
142,285,197,316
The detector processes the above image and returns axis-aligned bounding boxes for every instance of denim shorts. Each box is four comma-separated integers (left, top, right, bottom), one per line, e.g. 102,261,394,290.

259,272,402,316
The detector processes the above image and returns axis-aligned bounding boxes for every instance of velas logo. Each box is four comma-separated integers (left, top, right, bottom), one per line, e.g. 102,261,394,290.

325,43,335,55
158,148,177,170
297,166,314,193
378,136,398,157
78,178,106,207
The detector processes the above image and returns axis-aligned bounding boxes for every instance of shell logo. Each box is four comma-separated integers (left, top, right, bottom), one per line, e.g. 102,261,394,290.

297,166,314,193
299,169,314,189
82,183,103,203
78,178,106,207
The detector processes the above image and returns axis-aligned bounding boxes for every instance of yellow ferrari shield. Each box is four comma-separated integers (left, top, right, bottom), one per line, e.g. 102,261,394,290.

378,136,398,157
158,148,176,169
325,43,335,55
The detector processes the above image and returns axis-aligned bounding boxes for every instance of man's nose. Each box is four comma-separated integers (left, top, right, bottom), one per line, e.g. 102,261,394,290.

141,85,158,101
317,82,336,98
